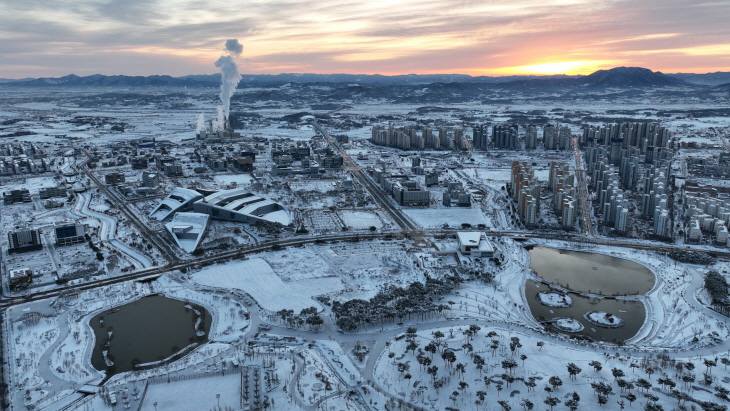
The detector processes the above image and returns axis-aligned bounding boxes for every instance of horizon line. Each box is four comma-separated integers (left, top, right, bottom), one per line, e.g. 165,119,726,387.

2,66,730,81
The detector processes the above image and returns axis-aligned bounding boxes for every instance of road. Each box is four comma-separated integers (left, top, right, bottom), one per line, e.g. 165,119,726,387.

717,129,730,151
310,121,418,231
80,152,181,265
3,222,730,308
573,137,595,237
5,135,730,409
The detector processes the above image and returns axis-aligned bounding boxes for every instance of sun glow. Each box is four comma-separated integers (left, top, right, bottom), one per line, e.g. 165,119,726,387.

486,60,621,76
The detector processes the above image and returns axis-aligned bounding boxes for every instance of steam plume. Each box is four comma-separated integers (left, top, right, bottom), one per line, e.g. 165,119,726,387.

215,106,225,131
215,39,243,123
196,113,205,132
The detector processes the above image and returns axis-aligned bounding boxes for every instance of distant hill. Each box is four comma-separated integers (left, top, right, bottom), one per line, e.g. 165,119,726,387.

0,67,707,90
5,74,216,88
0,78,34,84
668,71,730,86
572,67,687,88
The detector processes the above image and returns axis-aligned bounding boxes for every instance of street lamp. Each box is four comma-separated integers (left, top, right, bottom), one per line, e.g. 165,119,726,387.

216,393,220,409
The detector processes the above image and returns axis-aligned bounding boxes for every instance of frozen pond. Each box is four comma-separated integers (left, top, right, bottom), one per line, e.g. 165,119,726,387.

525,280,646,343
90,295,211,378
525,247,654,343
528,246,655,296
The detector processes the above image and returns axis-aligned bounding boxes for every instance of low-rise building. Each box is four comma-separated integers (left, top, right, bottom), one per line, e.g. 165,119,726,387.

105,173,125,185
392,181,430,206
55,222,86,246
39,187,68,199
9,268,32,289
457,232,495,258
165,212,210,253
163,163,184,177
3,189,31,204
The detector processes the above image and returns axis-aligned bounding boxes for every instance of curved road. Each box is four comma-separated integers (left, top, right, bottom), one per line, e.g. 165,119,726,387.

72,191,153,269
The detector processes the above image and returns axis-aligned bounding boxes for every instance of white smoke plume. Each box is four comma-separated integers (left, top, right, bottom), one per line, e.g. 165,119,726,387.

196,113,205,132
215,39,243,122
214,106,225,131
225,39,243,55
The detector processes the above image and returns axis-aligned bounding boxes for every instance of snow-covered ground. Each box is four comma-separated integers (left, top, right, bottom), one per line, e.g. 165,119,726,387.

340,210,384,229
404,207,489,229
140,373,241,411
555,318,584,332
191,258,344,311
537,291,572,308
3,88,730,411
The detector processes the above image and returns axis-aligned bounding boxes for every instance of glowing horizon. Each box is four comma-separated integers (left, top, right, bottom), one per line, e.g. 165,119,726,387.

0,0,728,78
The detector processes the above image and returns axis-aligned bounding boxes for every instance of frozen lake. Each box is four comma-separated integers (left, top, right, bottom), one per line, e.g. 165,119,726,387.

90,295,211,378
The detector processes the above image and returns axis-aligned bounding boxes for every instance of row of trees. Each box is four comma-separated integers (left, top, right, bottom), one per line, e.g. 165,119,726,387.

331,275,463,331
705,270,729,307
383,326,730,411
275,306,324,330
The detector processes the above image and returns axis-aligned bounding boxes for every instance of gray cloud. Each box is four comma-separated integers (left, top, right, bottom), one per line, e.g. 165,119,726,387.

0,0,728,77
225,39,243,55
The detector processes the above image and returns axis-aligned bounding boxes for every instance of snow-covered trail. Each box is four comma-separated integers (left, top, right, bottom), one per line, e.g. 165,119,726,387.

73,192,153,268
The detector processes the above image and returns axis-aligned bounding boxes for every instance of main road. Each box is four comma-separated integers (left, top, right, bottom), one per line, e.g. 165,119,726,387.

573,137,595,237
80,156,181,265
310,121,418,231
2,136,730,307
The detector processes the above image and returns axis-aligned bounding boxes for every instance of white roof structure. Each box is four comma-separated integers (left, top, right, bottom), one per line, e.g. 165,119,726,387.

164,212,209,253
149,188,203,221
193,189,290,225
457,231,494,255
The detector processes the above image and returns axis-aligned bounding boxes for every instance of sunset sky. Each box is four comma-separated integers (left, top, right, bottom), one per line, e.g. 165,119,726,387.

1,0,729,78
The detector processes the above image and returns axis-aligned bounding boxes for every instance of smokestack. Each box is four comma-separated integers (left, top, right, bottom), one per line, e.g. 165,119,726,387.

215,39,243,123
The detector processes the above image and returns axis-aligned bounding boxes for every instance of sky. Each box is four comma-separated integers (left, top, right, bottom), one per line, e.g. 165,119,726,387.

0,0,729,78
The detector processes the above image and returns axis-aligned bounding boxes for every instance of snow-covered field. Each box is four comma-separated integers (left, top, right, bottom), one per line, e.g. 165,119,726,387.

191,258,344,311
263,247,336,281
140,373,241,411
3,88,730,411
213,173,253,186
340,210,383,229
404,207,488,229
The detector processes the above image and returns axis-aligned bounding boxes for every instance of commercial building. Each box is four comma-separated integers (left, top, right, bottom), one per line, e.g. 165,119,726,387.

141,171,159,188
55,222,86,246
8,229,42,254
193,189,290,225
425,172,439,187
131,157,149,170
9,268,32,289
163,163,184,177
105,173,125,185
457,232,495,258
149,187,204,221
165,212,210,253
39,187,68,199
391,181,430,206
442,181,471,207
3,189,31,204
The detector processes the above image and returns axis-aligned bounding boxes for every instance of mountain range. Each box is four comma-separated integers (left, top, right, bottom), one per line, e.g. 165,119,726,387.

1,67,729,89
